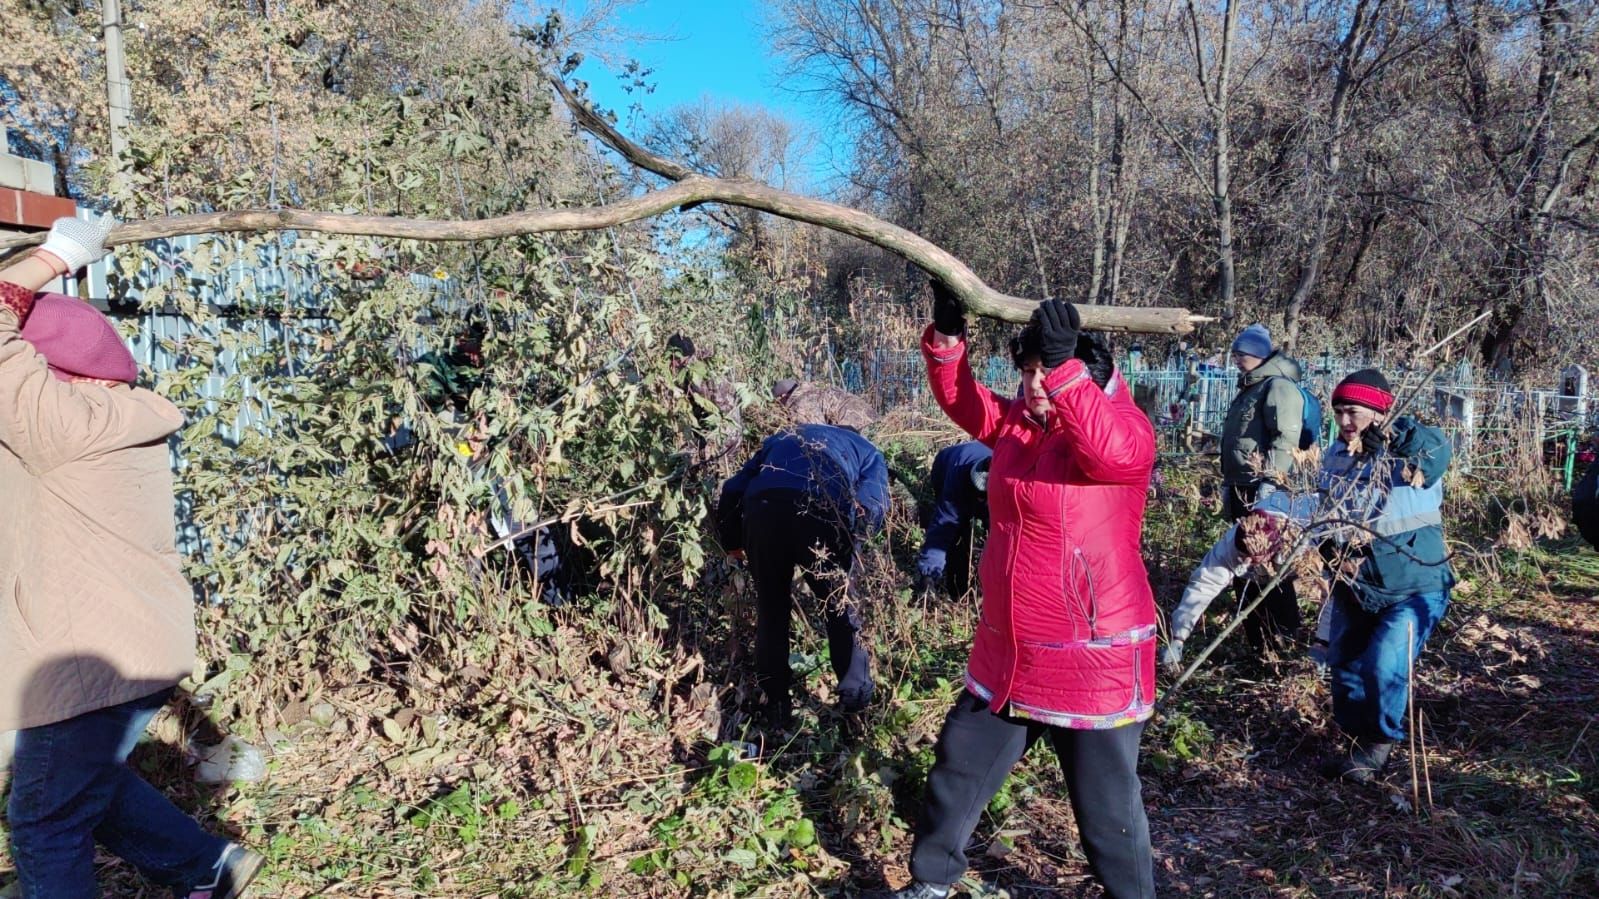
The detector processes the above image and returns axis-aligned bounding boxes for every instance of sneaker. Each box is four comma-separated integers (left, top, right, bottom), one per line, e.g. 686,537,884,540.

182,843,264,899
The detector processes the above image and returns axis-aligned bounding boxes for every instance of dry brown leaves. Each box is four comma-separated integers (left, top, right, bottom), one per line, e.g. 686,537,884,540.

1291,548,1333,605
1456,613,1549,672
1236,513,1281,560
1290,445,1324,474
1499,505,1567,550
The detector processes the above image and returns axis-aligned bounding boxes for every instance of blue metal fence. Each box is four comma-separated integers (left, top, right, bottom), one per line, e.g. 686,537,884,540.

817,343,1594,486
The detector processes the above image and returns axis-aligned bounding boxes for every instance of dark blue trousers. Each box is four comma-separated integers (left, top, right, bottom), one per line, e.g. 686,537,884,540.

7,689,228,898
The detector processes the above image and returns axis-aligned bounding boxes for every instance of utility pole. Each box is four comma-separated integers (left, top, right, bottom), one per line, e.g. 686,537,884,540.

103,0,132,160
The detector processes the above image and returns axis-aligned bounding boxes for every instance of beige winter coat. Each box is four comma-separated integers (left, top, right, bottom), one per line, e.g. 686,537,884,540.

0,302,195,731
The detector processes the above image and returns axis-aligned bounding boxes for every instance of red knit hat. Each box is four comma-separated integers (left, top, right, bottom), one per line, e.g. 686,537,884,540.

20,293,138,383
1331,368,1394,414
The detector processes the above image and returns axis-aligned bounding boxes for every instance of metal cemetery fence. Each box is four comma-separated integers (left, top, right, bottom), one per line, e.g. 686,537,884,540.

827,346,1594,488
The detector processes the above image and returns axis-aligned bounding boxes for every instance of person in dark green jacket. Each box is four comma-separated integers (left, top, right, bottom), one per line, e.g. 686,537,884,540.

1220,324,1307,517
1315,369,1453,784
1219,324,1307,651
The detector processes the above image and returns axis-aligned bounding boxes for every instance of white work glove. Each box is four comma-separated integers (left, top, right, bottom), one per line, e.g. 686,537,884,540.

39,213,116,274
1161,639,1185,675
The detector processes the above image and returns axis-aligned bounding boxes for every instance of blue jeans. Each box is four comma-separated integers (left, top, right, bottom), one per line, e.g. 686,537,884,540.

1327,589,1450,742
7,689,229,898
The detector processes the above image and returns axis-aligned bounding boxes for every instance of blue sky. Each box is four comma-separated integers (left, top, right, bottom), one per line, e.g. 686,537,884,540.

570,1,846,190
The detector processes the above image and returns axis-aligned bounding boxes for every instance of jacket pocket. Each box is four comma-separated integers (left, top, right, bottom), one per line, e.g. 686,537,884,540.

1012,638,1147,717
9,577,41,650
1056,546,1096,642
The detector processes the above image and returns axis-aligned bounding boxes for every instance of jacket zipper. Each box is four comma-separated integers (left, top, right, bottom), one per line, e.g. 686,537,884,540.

1076,547,1099,639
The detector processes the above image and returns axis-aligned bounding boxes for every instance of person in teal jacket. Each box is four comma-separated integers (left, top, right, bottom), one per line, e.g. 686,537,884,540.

1315,369,1453,783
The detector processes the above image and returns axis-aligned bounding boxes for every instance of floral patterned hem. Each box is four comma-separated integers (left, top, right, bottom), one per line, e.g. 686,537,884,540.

966,672,1154,731
0,282,36,319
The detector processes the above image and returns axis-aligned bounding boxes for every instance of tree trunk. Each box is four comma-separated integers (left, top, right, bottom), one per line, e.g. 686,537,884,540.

1217,0,1239,326
1189,0,1240,327
1283,0,1377,353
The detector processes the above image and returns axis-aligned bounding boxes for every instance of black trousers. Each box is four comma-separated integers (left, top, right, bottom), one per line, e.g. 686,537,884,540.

1223,481,1301,652
943,524,974,599
1236,575,1302,652
743,490,873,723
909,691,1155,898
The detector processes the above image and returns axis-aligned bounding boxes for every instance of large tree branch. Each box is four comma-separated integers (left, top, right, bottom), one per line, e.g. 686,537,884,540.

0,75,1208,334
547,75,1204,332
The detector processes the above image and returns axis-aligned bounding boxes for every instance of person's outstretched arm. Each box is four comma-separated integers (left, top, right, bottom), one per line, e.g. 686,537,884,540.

922,280,1008,445
1163,527,1245,672
923,328,1009,445
0,214,113,294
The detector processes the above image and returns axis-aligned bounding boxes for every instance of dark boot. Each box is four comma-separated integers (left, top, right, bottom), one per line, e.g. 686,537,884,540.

838,682,875,714
867,883,952,899
1321,739,1395,784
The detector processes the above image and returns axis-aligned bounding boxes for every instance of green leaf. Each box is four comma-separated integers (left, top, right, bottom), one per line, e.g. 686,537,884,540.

726,761,758,793
786,818,816,848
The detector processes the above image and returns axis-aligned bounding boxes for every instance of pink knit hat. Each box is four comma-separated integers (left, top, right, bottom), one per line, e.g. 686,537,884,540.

20,293,138,383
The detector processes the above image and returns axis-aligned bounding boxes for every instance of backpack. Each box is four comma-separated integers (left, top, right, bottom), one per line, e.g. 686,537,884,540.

1269,376,1323,450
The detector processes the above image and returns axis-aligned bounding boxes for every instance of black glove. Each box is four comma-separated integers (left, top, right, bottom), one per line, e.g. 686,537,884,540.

1074,332,1114,389
931,279,966,336
1361,422,1389,454
1036,299,1080,369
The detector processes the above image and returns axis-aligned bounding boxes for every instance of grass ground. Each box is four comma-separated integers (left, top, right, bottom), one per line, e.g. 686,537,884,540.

3,447,1596,898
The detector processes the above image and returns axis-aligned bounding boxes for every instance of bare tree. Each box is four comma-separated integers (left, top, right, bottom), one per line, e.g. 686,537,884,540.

1280,0,1437,352
1449,0,1599,369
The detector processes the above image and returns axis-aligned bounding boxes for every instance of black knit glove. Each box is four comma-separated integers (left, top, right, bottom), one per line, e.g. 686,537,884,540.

1361,422,1390,455
1074,332,1114,389
931,279,966,336
1036,299,1080,369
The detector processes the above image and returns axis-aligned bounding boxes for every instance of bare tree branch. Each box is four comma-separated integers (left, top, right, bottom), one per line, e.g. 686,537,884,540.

0,73,1209,334
546,76,1205,332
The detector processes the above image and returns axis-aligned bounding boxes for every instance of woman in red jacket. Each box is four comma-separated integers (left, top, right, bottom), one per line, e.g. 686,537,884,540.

885,285,1158,899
